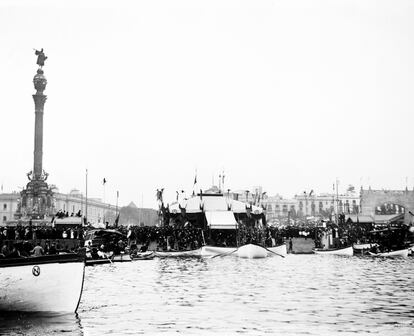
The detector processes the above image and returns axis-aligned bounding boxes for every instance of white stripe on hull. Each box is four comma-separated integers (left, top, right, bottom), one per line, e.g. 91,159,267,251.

0,261,84,312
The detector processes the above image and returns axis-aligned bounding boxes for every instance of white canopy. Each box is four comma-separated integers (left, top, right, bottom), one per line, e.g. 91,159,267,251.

205,211,238,230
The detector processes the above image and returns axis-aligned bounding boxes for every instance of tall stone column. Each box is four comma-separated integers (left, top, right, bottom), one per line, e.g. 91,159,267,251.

33,70,47,179
15,49,55,222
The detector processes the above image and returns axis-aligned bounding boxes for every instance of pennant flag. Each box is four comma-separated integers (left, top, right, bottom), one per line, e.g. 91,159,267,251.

103,178,107,185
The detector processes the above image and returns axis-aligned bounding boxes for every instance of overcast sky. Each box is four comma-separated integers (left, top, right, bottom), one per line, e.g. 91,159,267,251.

0,0,413,208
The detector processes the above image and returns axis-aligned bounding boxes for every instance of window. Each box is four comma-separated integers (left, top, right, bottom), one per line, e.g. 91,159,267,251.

2,216,6,222
3,204,6,210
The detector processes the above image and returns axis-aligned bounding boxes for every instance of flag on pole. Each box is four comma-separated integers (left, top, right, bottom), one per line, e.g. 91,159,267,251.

192,171,198,196
103,178,107,185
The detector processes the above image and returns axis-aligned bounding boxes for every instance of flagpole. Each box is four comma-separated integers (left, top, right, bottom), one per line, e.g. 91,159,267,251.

103,179,106,226
116,190,119,217
85,169,88,225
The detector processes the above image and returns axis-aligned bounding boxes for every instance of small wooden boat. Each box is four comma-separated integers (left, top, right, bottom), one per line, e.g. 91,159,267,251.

131,251,155,260
236,244,268,259
202,244,285,258
368,248,409,258
200,245,234,257
313,246,354,256
112,252,132,262
0,254,85,312
155,248,201,257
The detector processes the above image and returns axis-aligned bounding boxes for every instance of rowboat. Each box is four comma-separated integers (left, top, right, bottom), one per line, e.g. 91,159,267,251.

0,254,85,312
131,251,155,260
112,252,132,262
201,244,286,258
155,248,201,257
313,246,354,256
368,248,409,258
236,244,268,259
200,245,234,257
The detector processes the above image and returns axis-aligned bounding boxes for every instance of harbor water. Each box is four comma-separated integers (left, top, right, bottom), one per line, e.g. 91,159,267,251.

1,255,413,335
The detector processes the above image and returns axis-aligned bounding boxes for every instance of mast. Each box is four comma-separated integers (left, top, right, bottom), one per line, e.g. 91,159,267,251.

85,169,88,225
335,178,339,223
116,190,119,217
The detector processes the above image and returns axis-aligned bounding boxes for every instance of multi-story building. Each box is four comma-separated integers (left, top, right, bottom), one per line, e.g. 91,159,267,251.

0,192,19,225
263,194,297,223
0,189,118,226
293,191,360,218
263,190,360,223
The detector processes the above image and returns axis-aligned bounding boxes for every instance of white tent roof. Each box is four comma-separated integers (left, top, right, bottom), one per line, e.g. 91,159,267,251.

205,211,238,229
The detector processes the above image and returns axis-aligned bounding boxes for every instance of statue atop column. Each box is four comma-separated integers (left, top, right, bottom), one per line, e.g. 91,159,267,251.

34,48,47,68
14,48,55,222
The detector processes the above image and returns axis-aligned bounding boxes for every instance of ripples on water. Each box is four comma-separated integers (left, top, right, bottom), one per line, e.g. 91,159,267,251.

1,256,413,335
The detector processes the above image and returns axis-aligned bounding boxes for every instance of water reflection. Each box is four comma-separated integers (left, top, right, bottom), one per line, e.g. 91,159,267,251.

3,256,414,335
0,312,83,336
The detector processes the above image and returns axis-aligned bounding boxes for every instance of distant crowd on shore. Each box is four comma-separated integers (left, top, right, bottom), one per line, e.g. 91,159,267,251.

0,226,85,241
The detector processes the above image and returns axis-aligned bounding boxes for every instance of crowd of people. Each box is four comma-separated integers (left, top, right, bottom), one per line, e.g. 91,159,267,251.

124,225,204,251
0,225,85,242
0,225,86,259
1,216,411,259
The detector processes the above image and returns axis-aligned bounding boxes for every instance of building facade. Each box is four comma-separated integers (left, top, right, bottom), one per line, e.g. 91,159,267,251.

263,191,361,224
0,189,118,226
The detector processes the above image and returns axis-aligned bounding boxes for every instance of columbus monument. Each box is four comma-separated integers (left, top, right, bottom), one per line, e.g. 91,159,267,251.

15,49,55,221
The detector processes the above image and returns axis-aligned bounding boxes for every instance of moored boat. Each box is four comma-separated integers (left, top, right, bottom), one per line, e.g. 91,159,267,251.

112,252,132,262
0,253,85,312
368,248,409,258
236,244,268,259
131,251,155,260
200,245,234,257
201,243,287,258
313,246,353,256
155,249,201,257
